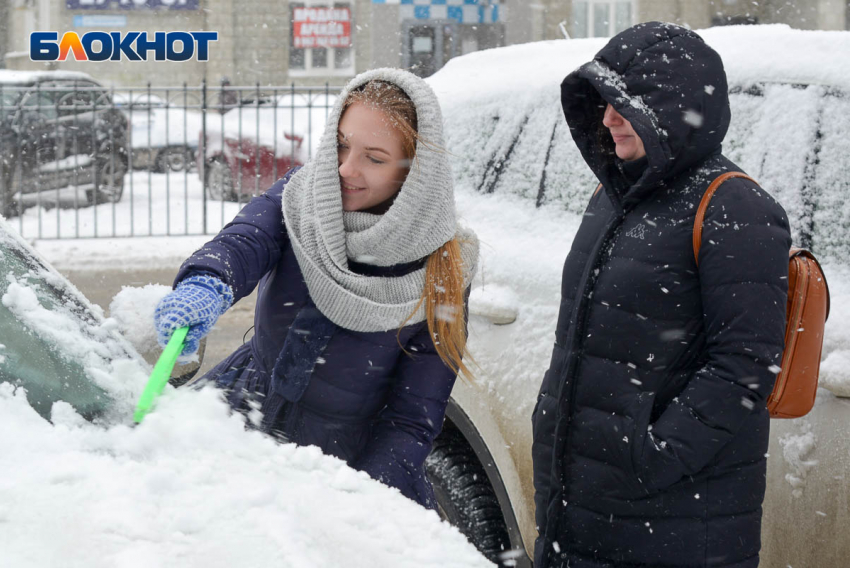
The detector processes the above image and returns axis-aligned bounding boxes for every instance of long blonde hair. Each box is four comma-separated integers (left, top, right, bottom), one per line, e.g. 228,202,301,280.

343,81,473,379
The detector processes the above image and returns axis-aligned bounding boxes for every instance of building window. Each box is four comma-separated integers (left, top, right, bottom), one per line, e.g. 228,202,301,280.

572,0,634,38
289,1,354,77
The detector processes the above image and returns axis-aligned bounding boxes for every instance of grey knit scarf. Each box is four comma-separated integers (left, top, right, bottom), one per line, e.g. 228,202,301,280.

282,68,479,333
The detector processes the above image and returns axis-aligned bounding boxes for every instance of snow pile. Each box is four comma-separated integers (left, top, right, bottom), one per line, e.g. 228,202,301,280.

777,420,818,499
109,284,172,356
0,383,493,568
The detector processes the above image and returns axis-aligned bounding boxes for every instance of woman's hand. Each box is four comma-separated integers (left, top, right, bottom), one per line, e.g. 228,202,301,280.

154,274,234,358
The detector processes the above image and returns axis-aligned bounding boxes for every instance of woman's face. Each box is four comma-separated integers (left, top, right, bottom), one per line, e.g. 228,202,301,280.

602,103,646,162
337,102,410,213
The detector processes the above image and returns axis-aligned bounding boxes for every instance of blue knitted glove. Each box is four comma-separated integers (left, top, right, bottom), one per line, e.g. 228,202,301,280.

154,274,235,359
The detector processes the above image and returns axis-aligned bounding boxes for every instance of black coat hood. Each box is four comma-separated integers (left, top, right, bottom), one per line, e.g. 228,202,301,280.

561,22,731,209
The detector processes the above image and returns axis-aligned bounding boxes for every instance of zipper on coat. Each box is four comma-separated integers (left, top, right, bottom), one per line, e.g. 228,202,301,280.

543,204,627,555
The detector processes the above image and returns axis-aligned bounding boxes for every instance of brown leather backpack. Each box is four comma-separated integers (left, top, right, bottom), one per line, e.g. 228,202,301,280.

693,172,831,419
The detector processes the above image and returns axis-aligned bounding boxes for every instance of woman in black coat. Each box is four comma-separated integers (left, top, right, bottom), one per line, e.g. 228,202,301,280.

154,69,479,509
532,23,791,568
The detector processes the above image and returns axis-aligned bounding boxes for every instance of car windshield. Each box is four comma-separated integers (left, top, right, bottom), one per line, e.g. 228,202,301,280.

0,230,113,421
0,89,24,119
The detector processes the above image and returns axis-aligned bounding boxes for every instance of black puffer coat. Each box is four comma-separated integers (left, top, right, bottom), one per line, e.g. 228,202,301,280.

532,23,791,568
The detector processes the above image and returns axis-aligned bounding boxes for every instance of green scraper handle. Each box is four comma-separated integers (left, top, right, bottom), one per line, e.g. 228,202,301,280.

134,326,190,423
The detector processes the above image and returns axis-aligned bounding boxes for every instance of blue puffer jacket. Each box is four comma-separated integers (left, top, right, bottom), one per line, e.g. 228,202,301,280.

533,23,791,568
176,169,461,509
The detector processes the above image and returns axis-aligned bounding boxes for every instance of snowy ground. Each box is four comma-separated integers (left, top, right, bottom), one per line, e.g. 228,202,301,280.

9,171,243,240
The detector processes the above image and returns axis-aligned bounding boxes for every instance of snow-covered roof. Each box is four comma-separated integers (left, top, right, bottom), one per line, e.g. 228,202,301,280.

0,69,97,86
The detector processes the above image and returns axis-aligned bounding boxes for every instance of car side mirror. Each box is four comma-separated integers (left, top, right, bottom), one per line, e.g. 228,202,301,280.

468,285,519,325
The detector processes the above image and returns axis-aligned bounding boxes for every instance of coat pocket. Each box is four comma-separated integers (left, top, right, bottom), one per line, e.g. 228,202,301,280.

571,411,647,501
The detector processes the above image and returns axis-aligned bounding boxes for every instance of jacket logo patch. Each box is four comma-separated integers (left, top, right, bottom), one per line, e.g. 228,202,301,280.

626,223,647,240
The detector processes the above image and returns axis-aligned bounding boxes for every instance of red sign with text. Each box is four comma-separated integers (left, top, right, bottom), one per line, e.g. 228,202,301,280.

293,7,351,49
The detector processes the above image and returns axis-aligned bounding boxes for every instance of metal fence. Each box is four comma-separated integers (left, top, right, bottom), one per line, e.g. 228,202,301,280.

0,81,341,239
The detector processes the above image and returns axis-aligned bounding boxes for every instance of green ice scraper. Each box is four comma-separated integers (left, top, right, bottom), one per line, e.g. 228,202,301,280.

134,326,189,423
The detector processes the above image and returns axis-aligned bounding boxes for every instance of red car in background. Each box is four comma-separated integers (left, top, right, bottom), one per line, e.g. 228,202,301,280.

198,92,336,200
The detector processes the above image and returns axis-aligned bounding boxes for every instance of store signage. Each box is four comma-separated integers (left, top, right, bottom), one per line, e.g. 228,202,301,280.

292,7,352,49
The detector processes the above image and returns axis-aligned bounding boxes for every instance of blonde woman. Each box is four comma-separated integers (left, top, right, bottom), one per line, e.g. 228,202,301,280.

154,69,478,509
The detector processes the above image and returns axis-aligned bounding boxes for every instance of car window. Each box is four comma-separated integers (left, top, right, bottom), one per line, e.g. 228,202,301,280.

20,92,58,120
810,89,850,261
0,238,110,421
443,81,849,261
0,90,24,120
56,90,92,115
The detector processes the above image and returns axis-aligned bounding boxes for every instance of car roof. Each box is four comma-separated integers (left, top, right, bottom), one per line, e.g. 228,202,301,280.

428,24,850,104
0,70,99,87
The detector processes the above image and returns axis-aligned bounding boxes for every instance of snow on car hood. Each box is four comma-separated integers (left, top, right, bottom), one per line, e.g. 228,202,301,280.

0,219,492,568
0,385,493,568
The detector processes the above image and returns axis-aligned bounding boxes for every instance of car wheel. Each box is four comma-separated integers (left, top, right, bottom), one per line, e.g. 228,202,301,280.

426,427,511,564
87,156,127,205
205,158,237,201
155,146,194,173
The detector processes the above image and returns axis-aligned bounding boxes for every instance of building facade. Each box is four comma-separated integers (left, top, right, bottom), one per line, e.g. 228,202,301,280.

2,0,847,87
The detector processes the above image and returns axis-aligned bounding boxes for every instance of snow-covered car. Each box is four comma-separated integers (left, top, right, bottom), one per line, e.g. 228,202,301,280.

0,70,128,217
427,25,850,567
113,92,202,173
198,92,336,201
0,216,494,568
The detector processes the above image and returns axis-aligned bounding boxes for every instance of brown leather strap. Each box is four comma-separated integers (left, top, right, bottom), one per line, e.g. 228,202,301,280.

692,172,759,266
593,183,603,197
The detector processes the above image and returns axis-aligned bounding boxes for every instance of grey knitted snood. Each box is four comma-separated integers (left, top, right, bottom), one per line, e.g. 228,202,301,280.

282,68,479,333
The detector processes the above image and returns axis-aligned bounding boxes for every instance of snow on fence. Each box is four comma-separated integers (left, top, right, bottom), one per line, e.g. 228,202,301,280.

0,81,340,239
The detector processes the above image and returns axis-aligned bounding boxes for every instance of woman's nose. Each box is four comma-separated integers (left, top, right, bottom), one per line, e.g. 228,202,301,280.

602,104,621,127
338,152,357,178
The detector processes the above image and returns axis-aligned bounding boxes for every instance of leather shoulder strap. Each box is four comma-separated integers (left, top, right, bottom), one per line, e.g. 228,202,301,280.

693,172,759,266
593,183,603,197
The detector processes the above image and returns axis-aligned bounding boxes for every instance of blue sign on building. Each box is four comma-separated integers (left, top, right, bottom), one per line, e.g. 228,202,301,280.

66,0,199,10
372,0,503,24
72,15,128,27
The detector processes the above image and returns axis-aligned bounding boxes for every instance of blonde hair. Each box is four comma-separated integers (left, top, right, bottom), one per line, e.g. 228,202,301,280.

343,80,474,379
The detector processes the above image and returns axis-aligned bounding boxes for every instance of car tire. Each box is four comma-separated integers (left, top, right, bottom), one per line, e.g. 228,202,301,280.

205,158,237,201
87,155,127,205
426,427,511,564
155,146,194,173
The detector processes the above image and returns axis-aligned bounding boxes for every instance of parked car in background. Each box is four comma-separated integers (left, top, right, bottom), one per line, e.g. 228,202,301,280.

199,92,336,201
421,25,850,567
0,71,128,218
113,92,202,173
